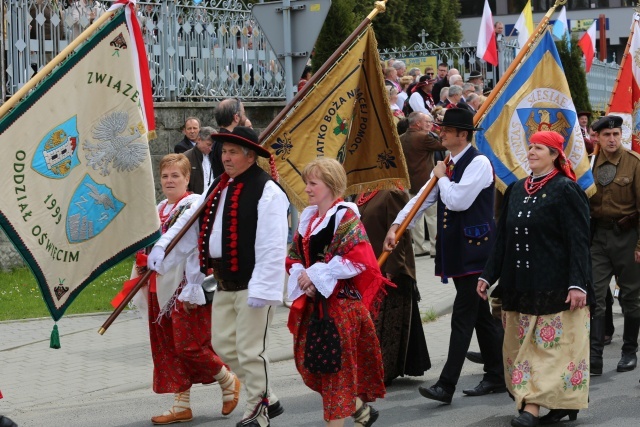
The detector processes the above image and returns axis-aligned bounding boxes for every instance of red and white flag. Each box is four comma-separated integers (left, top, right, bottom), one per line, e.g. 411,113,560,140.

608,15,640,153
578,21,597,72
477,0,498,66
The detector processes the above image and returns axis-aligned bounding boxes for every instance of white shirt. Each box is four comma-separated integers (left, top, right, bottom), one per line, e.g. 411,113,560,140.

397,91,408,111
202,155,213,189
156,176,289,304
287,202,364,302
409,91,430,114
393,144,494,228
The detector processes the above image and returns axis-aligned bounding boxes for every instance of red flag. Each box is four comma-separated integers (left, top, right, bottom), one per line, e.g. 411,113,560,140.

477,0,498,66
578,21,597,72
608,19,640,153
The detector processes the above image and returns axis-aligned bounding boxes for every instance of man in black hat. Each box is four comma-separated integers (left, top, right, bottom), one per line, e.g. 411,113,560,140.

589,115,640,376
148,127,289,427
467,70,484,92
384,108,505,404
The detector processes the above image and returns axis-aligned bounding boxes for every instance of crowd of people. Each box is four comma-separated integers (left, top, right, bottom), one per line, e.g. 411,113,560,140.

3,56,636,427
106,73,638,427
378,58,638,426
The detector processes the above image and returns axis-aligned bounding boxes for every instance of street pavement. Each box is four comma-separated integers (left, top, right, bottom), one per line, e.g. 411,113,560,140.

1,256,640,426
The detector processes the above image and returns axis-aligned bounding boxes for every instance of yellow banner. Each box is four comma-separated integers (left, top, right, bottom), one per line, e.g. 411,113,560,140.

261,25,409,209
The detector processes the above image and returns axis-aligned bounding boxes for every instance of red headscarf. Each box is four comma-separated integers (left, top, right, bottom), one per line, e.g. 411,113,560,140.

529,131,577,182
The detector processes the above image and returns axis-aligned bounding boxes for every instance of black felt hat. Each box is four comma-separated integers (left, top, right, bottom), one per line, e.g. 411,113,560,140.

441,108,482,131
212,126,270,158
591,115,623,132
468,70,483,81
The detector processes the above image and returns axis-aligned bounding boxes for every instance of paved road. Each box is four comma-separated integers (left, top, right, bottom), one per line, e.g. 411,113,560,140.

2,257,640,426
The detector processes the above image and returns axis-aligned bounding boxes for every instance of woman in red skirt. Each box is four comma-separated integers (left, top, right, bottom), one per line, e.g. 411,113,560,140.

286,158,388,427
132,154,240,425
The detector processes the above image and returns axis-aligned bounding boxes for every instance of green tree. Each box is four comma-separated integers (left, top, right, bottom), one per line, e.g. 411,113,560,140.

312,0,357,72
354,0,463,48
555,37,592,114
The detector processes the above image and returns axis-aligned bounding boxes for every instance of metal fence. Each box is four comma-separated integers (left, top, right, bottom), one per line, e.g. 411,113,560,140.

378,36,619,111
1,0,286,101
378,38,520,89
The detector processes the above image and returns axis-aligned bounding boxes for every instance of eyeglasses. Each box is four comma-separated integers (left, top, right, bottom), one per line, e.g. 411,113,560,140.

425,120,434,124
425,73,434,76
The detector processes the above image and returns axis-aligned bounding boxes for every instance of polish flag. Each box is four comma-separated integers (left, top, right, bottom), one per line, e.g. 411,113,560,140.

477,0,498,66
578,21,597,72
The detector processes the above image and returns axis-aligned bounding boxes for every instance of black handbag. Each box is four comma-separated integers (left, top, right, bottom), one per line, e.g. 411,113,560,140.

303,295,342,374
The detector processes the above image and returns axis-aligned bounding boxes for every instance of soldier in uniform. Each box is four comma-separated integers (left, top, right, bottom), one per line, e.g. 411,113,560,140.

590,115,640,375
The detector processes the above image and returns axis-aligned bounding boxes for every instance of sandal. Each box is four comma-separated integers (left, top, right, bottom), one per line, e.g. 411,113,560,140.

353,402,379,427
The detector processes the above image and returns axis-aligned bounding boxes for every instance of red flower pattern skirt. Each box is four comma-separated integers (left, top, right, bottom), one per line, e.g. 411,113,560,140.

293,296,386,421
148,291,225,393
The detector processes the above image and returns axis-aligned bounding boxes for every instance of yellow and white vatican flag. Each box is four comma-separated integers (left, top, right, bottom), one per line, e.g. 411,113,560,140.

260,25,409,210
0,2,160,323
474,30,595,196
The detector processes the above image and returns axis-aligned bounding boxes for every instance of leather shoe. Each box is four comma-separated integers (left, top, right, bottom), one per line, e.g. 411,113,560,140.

268,400,284,419
604,335,612,345
418,384,453,404
462,379,507,396
539,409,578,424
511,411,539,427
617,352,638,372
590,358,603,376
0,416,18,427
151,408,193,425
466,351,484,364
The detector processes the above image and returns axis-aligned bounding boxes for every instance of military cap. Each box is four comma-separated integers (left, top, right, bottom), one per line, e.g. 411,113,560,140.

591,115,623,132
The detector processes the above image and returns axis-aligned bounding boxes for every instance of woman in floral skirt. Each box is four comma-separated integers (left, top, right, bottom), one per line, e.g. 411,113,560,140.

477,131,593,427
286,158,388,427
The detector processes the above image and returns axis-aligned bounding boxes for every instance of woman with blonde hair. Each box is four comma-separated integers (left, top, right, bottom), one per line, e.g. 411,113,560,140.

286,158,388,427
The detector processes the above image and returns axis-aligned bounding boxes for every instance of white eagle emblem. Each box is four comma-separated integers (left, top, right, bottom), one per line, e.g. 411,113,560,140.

83,112,146,176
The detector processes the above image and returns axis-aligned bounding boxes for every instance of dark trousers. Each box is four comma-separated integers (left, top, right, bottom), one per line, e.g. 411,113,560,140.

437,273,504,392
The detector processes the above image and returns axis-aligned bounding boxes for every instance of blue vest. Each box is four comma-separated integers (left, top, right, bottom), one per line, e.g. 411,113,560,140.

435,146,495,281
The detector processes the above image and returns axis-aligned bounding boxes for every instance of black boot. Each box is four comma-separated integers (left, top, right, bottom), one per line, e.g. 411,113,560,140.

617,316,640,372
590,316,605,376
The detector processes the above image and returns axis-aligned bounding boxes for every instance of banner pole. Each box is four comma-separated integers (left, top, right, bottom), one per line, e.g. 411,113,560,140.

0,10,117,120
260,0,389,141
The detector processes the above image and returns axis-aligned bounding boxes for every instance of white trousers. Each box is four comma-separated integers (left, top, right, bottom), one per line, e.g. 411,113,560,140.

211,289,275,426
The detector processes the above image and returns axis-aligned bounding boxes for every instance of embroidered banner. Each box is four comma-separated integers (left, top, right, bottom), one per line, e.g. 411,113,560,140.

260,25,409,209
475,30,596,196
0,6,160,321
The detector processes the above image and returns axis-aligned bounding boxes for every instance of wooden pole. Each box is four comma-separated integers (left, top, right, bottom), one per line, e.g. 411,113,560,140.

259,0,388,141
98,197,210,335
0,9,117,120
377,160,446,267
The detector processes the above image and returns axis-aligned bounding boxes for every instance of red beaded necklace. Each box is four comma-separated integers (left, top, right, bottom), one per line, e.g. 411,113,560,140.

524,169,559,196
159,192,190,224
356,190,379,206
302,199,342,266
